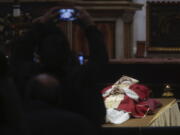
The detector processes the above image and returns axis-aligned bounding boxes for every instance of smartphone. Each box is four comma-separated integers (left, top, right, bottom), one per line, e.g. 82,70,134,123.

78,55,84,65
58,9,77,21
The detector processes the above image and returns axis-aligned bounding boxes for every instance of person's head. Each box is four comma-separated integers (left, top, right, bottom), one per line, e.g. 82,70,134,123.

37,26,73,70
25,73,62,105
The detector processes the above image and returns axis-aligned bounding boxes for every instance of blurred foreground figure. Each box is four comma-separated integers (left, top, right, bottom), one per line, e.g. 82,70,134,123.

25,73,98,135
0,51,29,135
10,4,108,132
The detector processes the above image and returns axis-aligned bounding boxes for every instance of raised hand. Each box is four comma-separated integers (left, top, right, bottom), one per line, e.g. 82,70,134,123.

75,6,95,28
32,6,60,23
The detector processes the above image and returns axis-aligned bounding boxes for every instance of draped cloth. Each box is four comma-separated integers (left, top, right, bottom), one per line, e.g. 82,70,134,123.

101,76,162,124
103,98,180,127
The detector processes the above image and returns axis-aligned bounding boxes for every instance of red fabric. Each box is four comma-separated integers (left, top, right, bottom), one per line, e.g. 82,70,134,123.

129,84,151,100
134,104,149,117
117,95,150,118
140,98,162,112
117,96,135,113
101,83,162,118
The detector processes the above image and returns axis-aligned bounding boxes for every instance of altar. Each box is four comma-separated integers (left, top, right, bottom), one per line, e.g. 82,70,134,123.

103,98,180,127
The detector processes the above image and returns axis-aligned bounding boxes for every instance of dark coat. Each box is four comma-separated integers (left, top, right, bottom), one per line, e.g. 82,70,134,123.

9,22,108,127
25,101,98,135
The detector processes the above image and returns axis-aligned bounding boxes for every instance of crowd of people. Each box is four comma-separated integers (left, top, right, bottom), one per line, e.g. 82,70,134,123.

0,4,108,135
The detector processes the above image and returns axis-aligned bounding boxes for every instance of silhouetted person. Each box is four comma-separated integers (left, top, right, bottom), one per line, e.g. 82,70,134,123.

25,73,61,108
0,51,29,135
9,6,108,131
24,73,98,135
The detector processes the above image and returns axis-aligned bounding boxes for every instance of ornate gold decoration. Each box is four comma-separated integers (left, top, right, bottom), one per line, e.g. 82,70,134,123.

122,11,134,23
162,84,174,97
147,47,180,52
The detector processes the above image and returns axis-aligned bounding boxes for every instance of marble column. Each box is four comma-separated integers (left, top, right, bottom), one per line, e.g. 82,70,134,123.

122,11,134,58
115,17,124,58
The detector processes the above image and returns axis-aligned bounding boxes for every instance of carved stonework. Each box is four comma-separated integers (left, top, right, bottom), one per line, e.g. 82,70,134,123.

0,0,143,58
147,0,180,2
122,11,134,23
0,0,131,1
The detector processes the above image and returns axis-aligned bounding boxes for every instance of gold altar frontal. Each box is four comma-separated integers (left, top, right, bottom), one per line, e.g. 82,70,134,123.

103,98,180,127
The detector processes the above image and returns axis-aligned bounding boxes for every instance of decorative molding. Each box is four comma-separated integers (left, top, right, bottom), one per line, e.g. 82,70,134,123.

147,0,180,2
122,11,134,23
148,47,180,52
76,1,142,11
0,0,143,58
0,1,142,12
109,58,180,64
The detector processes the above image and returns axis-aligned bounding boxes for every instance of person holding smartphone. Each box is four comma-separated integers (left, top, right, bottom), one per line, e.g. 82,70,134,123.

10,5,108,133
